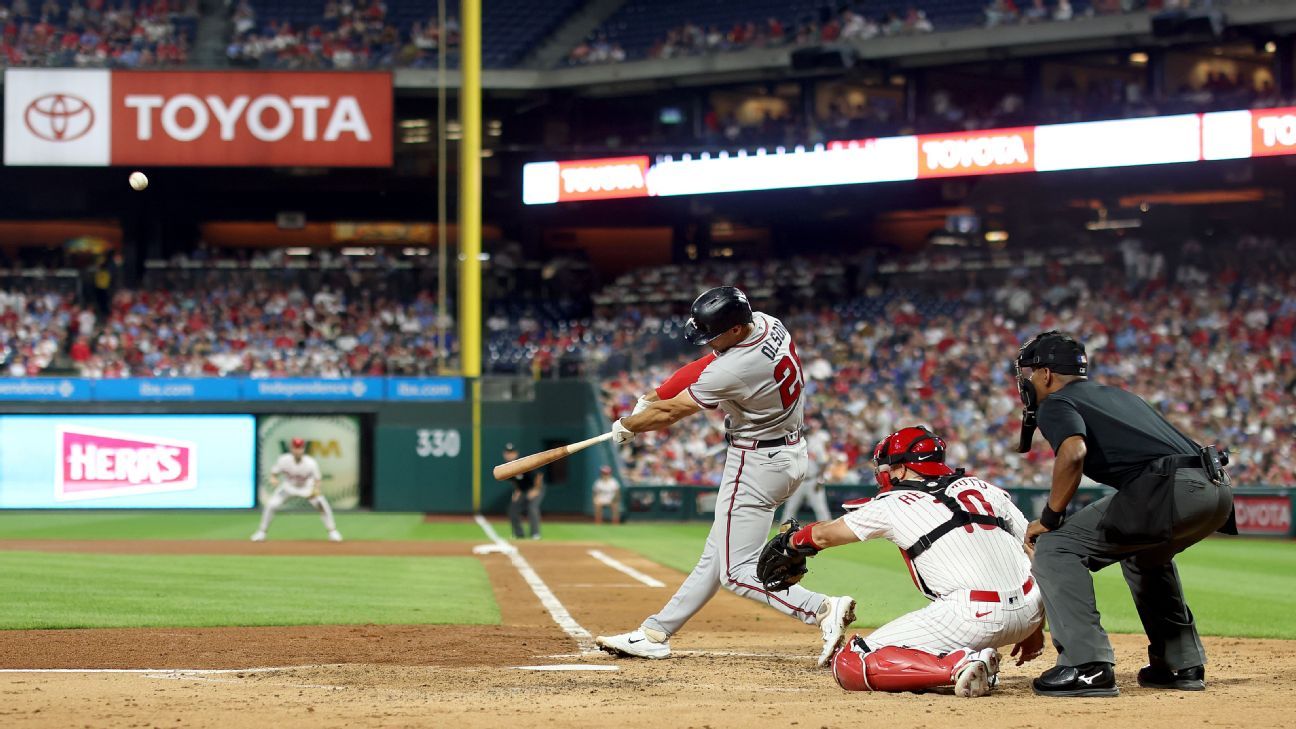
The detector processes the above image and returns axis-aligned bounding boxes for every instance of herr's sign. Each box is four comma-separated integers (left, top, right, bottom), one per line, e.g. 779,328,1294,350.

4,69,392,167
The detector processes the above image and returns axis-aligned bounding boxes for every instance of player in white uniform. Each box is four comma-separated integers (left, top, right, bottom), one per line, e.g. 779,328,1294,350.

779,419,833,523
592,465,621,525
760,426,1045,697
251,437,343,542
596,286,856,666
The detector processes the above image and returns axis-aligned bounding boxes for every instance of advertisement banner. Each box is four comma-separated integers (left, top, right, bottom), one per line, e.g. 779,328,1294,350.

0,378,91,401
4,69,392,167
92,377,243,401
257,415,360,509
242,377,384,401
0,415,254,508
916,127,1034,178
385,377,464,401
1233,495,1292,536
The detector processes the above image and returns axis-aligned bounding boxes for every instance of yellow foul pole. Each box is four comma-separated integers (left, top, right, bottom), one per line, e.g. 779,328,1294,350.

459,0,483,512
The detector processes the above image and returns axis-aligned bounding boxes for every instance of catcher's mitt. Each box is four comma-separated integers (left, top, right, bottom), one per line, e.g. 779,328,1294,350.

757,519,819,592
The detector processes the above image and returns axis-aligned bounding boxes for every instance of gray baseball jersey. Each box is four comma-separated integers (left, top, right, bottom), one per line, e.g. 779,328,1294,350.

686,312,804,440
643,310,830,639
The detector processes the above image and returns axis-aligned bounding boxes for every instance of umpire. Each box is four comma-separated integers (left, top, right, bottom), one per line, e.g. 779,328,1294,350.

1014,331,1235,698
504,443,544,540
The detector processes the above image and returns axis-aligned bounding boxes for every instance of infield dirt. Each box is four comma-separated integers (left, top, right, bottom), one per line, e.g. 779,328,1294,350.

0,540,1286,728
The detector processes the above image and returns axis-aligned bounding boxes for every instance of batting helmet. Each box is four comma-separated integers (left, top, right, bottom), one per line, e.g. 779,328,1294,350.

871,426,954,492
683,286,753,345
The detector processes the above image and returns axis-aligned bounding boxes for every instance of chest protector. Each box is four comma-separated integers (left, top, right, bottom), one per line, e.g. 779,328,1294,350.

892,470,1011,559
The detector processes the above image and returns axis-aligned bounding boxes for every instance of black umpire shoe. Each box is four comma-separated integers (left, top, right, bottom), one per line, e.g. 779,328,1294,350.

1032,662,1119,697
1137,664,1205,691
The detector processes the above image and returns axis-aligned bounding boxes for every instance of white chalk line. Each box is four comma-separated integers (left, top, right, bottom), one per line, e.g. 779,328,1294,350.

543,650,807,660
563,582,655,589
0,666,314,675
586,549,666,588
473,515,597,655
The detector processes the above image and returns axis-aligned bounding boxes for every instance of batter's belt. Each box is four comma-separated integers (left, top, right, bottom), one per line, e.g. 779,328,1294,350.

725,430,802,450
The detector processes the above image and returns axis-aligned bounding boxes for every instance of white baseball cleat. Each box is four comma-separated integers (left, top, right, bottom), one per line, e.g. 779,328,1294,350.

595,630,671,659
817,595,857,667
250,531,266,542
953,648,1000,698
328,530,343,542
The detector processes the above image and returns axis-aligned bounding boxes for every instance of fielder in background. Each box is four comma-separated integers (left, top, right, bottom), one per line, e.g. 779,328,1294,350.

251,437,343,542
779,417,833,523
1014,331,1235,697
505,443,544,540
758,427,1045,698
597,286,856,666
592,465,621,525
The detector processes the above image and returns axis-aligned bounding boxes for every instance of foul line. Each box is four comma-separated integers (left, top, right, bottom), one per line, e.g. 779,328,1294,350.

587,550,665,588
473,515,597,654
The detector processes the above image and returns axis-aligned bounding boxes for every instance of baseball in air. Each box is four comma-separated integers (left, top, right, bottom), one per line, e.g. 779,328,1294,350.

128,171,149,191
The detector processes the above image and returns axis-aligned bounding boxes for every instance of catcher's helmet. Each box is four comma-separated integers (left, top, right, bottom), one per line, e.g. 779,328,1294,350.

684,286,753,345
871,426,954,492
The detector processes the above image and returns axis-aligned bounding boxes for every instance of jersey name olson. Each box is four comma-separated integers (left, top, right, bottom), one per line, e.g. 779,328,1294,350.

759,320,791,361
122,94,374,144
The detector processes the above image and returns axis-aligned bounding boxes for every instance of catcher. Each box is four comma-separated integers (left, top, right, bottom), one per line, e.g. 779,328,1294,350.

758,426,1044,697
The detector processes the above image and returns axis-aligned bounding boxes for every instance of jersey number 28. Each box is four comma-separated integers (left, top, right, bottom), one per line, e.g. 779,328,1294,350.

774,343,804,409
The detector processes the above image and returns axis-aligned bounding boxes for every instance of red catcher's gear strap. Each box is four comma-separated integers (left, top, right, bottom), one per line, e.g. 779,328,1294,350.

655,352,717,400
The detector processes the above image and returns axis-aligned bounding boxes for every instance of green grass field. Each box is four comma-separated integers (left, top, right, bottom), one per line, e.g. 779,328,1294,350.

0,512,1291,638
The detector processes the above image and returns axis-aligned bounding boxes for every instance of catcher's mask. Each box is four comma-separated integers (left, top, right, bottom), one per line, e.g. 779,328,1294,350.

1013,330,1088,452
871,426,954,493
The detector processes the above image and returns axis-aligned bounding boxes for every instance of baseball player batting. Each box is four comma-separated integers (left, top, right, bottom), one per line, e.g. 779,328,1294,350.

757,426,1045,697
597,286,856,666
251,437,343,542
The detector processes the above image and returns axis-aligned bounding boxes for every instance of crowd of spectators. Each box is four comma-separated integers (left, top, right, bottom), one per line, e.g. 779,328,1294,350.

570,6,935,66
594,235,1296,488
226,0,459,69
0,0,196,68
0,234,1293,487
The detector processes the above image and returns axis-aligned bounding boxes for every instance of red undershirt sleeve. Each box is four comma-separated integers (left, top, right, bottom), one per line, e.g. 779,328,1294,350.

654,352,717,400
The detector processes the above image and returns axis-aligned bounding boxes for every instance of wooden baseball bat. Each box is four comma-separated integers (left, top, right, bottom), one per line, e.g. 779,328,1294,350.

493,432,614,481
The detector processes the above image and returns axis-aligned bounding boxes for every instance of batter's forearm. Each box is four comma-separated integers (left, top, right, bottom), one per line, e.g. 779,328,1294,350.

622,400,692,432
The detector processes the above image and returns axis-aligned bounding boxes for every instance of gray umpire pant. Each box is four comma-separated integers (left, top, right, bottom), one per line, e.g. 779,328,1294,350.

509,488,542,538
1033,469,1233,670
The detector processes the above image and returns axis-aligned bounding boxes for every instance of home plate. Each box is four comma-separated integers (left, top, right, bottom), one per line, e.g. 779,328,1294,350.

512,664,619,672
473,544,516,555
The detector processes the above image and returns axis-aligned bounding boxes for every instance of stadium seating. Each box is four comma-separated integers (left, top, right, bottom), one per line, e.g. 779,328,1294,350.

575,0,1098,63
233,0,584,68
0,0,196,68
0,234,1291,487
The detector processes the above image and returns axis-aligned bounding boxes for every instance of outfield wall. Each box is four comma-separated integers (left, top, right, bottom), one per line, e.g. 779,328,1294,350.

0,378,615,516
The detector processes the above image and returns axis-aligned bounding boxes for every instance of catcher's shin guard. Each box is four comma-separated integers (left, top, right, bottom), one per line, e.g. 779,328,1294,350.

832,637,971,692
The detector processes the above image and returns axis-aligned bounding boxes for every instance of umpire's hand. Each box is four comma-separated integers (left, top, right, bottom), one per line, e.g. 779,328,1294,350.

1025,519,1051,544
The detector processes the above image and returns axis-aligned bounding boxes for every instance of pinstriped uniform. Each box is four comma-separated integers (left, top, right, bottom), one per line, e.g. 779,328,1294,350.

643,312,830,637
843,476,1045,653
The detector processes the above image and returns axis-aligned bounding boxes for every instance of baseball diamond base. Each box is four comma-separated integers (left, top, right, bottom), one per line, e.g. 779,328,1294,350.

0,539,1287,728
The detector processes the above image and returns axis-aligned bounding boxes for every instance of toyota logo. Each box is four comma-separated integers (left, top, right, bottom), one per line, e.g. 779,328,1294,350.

24,93,95,142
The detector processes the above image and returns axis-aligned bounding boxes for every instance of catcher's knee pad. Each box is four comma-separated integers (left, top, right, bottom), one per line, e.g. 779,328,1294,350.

832,638,968,692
